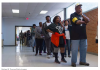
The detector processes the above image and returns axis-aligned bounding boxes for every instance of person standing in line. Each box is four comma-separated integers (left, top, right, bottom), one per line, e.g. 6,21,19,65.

29,32,32,47
24,32,27,46
31,24,36,52
26,30,28,46
64,20,71,57
70,3,90,67
19,30,23,45
27,30,31,47
23,32,25,45
42,16,54,58
35,22,44,56
46,16,67,64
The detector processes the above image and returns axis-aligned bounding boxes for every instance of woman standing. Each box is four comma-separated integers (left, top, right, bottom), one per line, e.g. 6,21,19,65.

64,20,71,57
46,16,67,64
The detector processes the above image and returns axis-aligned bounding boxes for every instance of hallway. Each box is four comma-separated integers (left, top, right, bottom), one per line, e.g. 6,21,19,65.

2,45,98,67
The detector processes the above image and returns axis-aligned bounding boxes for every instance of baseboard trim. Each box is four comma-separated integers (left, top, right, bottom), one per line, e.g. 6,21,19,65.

87,52,98,56
4,45,16,46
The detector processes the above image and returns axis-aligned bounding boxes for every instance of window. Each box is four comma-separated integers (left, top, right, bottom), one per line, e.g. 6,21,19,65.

51,10,64,22
66,2,98,19
66,2,77,19
57,10,64,21
51,16,55,22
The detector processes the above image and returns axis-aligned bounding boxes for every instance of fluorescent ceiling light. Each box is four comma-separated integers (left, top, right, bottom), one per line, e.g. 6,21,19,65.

12,9,19,13
40,10,48,14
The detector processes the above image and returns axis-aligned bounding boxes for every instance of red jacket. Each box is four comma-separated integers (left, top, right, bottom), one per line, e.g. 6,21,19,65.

51,32,66,47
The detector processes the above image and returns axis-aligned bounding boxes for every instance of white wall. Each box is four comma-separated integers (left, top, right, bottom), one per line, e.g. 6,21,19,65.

2,18,45,45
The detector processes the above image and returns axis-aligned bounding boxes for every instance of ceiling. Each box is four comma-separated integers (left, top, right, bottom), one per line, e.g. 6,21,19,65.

2,2,74,20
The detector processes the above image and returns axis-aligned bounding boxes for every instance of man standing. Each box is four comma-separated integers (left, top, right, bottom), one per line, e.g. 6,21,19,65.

31,24,36,52
24,32,27,46
35,22,44,56
42,16,54,58
70,3,90,67
19,30,23,45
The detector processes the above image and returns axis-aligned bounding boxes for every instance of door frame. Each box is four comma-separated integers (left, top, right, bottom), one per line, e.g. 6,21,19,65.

15,26,32,45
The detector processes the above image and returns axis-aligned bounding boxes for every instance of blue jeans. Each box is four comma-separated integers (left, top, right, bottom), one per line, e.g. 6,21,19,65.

71,39,87,63
42,39,46,52
64,39,70,56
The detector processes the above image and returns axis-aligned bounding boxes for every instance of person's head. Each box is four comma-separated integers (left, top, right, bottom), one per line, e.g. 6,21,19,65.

64,20,69,26
46,16,51,22
21,30,22,33
75,3,82,14
33,24,36,28
53,16,61,23
29,30,30,32
39,22,42,27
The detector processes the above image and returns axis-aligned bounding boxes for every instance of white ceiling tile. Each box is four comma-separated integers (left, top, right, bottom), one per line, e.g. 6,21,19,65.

42,3,56,10
10,3,19,9
2,4,12,10
19,3,28,10
2,3,10,6
26,3,37,13
13,13,19,17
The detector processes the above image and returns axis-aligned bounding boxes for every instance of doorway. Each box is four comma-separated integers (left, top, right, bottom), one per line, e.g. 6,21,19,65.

15,26,32,46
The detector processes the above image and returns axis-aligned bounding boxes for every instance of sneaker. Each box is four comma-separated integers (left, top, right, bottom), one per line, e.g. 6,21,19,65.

61,58,67,63
71,63,76,67
55,59,60,64
47,55,50,59
39,53,42,55
44,52,46,53
79,62,89,66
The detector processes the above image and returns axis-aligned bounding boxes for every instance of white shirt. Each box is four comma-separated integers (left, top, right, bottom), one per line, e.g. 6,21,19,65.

46,22,52,37
65,26,70,39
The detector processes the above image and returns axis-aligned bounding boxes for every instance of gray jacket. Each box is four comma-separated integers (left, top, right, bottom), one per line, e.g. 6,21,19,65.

42,22,53,39
35,26,43,39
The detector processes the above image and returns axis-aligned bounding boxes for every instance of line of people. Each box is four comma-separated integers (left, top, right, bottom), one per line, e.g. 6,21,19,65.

27,3,90,67
19,30,34,47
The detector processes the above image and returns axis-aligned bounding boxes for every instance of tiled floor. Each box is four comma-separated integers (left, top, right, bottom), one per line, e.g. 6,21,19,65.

2,44,98,67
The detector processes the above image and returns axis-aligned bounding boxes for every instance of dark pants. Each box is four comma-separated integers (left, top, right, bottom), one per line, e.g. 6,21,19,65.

35,38,43,54
42,39,46,52
20,38,23,44
64,39,70,56
45,38,54,55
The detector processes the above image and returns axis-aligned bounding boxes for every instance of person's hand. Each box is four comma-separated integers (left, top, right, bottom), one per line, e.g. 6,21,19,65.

79,9,83,16
59,20,62,24
52,32,54,34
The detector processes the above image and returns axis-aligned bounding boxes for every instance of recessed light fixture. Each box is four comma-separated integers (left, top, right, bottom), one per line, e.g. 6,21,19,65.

40,10,48,14
12,9,19,13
